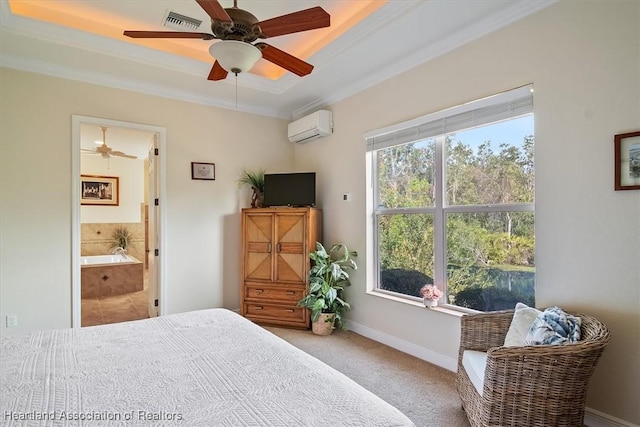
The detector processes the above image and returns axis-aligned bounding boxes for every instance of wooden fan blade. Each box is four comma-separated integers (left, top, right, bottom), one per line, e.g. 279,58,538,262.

111,151,138,159
124,31,215,40
256,43,313,77
258,7,330,38
196,0,232,23
208,61,228,81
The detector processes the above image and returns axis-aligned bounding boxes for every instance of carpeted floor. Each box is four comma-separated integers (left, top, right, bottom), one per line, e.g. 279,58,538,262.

265,326,471,427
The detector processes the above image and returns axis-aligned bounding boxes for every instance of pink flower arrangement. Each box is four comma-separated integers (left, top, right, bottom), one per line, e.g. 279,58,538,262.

420,284,442,300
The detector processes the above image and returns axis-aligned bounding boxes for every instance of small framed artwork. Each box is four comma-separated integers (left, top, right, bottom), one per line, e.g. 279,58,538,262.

614,131,640,190
191,162,215,180
81,175,119,206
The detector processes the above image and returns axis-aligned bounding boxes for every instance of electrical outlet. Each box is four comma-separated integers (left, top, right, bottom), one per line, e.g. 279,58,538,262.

6,315,17,328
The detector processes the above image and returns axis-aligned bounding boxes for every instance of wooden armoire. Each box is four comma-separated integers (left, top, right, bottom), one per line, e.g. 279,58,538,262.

241,207,322,329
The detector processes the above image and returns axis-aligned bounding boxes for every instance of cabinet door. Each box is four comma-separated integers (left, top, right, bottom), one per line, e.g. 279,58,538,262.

244,213,274,282
274,212,308,284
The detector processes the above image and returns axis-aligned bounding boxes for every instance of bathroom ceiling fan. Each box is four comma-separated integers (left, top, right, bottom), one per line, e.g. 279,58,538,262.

81,127,137,159
123,0,330,81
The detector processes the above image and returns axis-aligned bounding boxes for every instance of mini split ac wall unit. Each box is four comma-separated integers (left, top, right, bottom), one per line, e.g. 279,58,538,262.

287,110,333,143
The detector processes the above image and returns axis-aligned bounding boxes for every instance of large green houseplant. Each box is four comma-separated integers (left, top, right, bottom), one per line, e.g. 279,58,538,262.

298,242,357,335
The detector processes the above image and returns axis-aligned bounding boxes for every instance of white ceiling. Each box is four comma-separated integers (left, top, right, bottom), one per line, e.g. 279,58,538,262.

80,123,155,160
0,0,556,122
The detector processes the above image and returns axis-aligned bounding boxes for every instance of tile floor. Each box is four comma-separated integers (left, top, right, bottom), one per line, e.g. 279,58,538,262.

81,271,150,327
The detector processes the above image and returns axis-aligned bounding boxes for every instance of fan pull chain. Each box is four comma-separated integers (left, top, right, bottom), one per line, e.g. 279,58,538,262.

235,73,238,109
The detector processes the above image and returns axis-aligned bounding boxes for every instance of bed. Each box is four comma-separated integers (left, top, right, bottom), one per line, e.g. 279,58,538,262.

1,309,414,426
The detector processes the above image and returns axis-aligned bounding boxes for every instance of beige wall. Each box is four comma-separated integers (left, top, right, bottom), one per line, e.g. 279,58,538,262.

0,68,293,333
295,1,639,424
1,1,639,424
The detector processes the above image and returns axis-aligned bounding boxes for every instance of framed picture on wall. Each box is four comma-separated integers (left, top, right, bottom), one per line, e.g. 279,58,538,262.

191,162,215,180
614,131,640,190
80,175,119,205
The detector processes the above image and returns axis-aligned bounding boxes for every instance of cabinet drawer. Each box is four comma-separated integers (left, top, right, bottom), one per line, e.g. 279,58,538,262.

244,303,305,321
245,285,304,302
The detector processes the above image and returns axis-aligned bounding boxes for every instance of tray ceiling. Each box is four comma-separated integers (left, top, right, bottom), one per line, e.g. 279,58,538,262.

0,0,556,119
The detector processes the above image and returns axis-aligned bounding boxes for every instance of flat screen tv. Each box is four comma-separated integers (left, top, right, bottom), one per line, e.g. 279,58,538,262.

263,172,316,207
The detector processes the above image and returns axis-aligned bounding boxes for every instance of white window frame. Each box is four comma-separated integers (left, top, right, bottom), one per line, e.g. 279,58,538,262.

365,85,534,309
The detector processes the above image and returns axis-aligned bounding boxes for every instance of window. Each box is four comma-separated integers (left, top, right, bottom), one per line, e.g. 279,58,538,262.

366,86,534,311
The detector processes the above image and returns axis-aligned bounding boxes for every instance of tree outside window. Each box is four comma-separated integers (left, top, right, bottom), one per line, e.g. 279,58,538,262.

368,86,535,311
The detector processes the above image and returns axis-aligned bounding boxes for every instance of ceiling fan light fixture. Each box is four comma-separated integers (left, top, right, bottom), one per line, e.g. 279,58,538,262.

209,40,261,74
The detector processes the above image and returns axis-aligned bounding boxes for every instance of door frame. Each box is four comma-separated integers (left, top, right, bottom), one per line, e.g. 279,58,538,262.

71,115,167,328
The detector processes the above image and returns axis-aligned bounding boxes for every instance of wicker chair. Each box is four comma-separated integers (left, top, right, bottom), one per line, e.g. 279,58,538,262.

456,309,610,427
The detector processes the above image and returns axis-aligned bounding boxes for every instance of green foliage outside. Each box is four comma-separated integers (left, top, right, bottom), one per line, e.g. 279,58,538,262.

379,268,432,297
376,129,535,311
454,286,535,312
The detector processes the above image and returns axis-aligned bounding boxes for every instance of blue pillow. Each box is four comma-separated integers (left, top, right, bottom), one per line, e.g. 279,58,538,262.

524,306,581,345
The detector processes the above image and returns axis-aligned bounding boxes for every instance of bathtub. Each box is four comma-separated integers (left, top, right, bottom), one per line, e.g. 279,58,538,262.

81,254,144,298
81,254,139,266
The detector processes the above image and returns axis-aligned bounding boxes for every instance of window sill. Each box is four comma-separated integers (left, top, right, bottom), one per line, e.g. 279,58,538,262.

366,290,468,318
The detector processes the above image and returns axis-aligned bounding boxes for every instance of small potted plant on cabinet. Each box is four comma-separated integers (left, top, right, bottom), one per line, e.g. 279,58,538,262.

237,169,265,208
297,242,357,335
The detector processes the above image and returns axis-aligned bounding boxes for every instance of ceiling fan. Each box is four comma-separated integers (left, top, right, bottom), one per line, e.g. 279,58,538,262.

123,0,330,81
81,127,137,159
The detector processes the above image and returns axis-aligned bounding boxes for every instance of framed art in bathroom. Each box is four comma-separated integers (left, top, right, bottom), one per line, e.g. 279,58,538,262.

614,131,640,190
80,175,119,206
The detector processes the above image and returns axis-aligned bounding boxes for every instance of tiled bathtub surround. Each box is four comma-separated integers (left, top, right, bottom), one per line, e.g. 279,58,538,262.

81,256,144,298
81,219,148,326
80,222,145,263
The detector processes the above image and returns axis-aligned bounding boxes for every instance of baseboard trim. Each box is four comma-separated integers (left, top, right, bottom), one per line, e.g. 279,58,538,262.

584,408,639,427
344,319,636,427
344,319,458,372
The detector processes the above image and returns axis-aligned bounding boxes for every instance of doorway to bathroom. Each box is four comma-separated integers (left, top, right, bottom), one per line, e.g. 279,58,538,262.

71,115,166,328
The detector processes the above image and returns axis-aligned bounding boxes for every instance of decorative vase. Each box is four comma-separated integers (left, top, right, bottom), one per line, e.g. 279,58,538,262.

424,298,439,308
251,188,264,208
311,313,336,336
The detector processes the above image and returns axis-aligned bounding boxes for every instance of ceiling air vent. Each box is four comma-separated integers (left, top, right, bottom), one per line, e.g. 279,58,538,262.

162,11,203,31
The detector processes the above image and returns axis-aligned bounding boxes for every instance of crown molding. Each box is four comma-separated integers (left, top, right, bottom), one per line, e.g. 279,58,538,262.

291,0,557,118
0,51,284,118
0,0,418,105
0,1,297,95
1,0,557,119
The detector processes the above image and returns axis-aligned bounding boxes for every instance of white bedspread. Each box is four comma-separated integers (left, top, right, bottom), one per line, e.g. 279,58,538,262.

1,309,414,426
